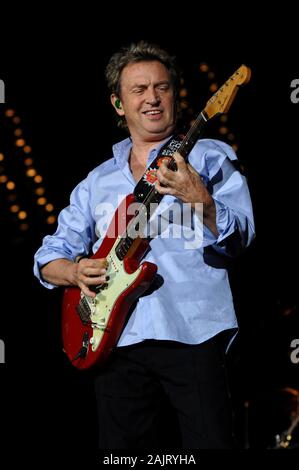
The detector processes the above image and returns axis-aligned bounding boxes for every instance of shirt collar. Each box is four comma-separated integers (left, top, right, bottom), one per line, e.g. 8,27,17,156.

112,136,172,170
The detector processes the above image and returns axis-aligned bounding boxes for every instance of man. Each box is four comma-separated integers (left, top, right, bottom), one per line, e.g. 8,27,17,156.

34,41,255,449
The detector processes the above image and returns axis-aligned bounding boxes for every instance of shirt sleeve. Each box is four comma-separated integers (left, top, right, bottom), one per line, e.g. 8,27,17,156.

189,139,255,257
33,176,96,288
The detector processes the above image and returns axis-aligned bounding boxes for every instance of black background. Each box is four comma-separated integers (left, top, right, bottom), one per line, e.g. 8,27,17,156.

0,7,298,464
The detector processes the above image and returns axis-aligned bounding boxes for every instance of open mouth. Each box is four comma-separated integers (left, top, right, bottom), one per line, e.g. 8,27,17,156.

142,110,162,116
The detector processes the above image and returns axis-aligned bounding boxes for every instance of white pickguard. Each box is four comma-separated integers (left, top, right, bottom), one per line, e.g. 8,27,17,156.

83,237,142,352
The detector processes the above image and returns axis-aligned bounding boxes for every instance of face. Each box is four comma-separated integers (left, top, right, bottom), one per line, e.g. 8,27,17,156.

112,60,176,143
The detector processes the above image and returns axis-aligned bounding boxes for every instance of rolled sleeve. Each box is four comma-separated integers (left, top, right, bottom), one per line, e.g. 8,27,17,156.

191,139,255,256
33,176,95,288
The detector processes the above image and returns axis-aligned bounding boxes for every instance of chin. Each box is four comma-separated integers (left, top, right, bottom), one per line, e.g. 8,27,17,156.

147,122,173,135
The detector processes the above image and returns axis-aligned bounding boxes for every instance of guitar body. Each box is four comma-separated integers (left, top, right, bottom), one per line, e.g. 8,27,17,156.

62,194,157,370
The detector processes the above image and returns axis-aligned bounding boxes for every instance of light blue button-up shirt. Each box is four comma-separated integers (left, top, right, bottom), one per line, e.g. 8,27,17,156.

34,137,255,347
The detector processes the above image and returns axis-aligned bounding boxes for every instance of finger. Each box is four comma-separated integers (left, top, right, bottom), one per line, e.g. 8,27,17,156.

159,160,175,180
157,168,172,186
155,180,174,195
79,266,107,276
172,151,187,171
79,283,96,298
80,274,108,286
79,258,108,269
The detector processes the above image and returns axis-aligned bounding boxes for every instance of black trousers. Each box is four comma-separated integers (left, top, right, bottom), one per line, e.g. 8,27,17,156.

95,334,234,449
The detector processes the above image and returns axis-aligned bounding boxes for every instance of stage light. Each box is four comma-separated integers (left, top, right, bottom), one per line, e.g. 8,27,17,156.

10,205,20,213
46,215,56,224
209,83,218,93
199,63,209,73
15,138,25,147
35,187,45,195
26,168,37,177
6,181,16,190
219,126,228,135
24,158,33,166
5,109,15,117
18,211,27,220
179,88,188,98
37,197,47,205
45,203,54,212
23,145,32,154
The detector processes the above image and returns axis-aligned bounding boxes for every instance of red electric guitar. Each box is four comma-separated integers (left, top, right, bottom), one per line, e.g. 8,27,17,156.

62,64,251,369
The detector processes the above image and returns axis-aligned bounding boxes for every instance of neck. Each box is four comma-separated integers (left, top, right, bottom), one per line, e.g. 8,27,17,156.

130,142,155,165
130,136,172,165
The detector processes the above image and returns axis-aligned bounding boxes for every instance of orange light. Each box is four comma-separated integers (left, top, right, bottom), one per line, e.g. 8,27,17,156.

209,83,218,93
0,153,4,161
45,203,54,212
47,215,56,224
219,126,228,135
14,129,23,137
232,144,238,152
34,175,43,183
35,187,45,195
18,211,27,220
179,88,188,98
23,145,32,154
0,175,8,183
12,116,21,124
6,181,16,190
179,100,188,109
37,197,47,205
5,109,15,117
10,205,20,213
20,223,29,231
26,168,37,177
24,158,33,166
199,63,209,73
208,72,215,80
15,138,25,147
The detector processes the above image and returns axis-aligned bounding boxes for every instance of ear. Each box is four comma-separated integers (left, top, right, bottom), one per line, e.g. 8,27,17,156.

111,94,125,116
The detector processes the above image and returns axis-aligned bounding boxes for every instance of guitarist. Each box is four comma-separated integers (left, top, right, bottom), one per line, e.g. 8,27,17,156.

34,41,255,449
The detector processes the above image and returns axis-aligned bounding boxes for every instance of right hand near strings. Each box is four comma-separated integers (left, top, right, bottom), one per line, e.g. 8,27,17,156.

75,258,109,298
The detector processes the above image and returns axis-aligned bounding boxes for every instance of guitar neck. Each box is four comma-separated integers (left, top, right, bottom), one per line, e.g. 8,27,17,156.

176,111,208,160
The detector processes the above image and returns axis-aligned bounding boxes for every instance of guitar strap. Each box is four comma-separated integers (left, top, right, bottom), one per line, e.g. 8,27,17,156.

133,132,185,204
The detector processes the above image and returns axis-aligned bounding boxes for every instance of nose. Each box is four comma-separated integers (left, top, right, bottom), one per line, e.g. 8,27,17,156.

145,87,160,105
